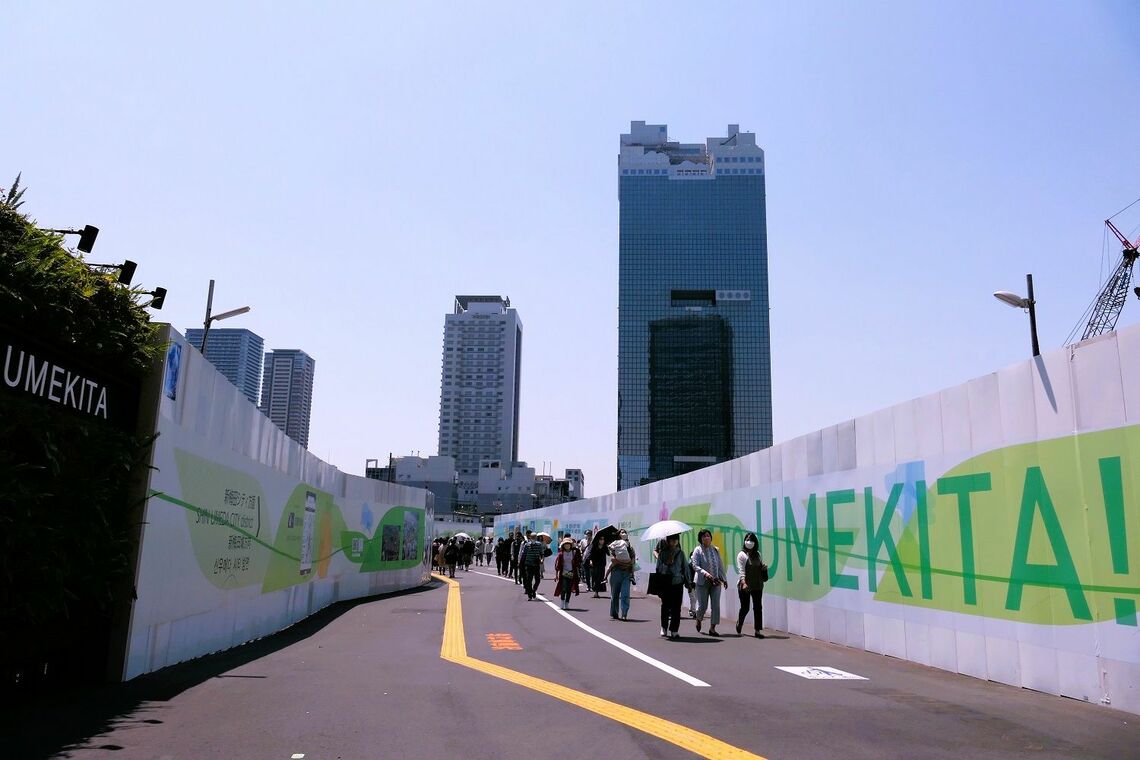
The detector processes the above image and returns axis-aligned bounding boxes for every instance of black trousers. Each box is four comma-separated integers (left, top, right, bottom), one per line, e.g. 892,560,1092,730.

660,584,684,633
737,585,764,631
522,564,541,597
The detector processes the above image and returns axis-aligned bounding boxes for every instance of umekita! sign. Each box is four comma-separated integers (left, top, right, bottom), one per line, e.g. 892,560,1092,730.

1,325,140,431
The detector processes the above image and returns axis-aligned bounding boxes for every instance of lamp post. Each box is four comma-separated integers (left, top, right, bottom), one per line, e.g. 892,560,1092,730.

200,279,251,355
994,273,1040,357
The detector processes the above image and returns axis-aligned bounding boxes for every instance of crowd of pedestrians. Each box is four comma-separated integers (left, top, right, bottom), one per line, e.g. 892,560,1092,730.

440,525,767,641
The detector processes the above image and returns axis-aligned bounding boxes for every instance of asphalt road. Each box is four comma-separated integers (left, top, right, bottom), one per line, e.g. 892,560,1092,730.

8,563,1137,759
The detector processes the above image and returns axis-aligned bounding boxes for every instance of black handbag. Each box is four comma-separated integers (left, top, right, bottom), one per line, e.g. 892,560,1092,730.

647,572,670,596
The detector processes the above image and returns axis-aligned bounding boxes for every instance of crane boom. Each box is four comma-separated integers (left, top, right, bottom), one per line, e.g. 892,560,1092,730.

1080,219,1140,342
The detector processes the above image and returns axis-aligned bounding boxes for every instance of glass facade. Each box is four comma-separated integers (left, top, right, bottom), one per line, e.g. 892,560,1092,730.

185,327,264,405
618,123,772,490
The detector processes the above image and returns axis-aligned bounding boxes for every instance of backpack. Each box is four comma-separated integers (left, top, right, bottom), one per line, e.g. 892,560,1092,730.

610,539,631,563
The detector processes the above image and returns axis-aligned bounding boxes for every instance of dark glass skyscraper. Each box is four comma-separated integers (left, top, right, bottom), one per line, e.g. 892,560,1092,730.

618,121,772,490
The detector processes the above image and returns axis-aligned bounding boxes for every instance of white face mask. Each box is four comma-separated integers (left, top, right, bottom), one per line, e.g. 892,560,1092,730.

744,539,756,550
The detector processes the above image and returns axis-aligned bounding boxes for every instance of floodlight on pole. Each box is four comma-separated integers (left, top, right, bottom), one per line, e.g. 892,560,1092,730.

86,259,137,286
993,273,1040,357
200,279,251,355
45,225,100,253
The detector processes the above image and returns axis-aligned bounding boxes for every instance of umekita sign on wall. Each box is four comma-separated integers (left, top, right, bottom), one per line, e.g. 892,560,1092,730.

1,325,139,430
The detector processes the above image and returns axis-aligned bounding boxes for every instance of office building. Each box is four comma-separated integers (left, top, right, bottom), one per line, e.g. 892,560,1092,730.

366,455,458,513
259,349,316,448
618,121,773,489
437,296,523,505
185,327,264,405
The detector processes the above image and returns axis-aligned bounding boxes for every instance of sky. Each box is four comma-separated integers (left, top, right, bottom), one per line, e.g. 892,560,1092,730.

5,2,1140,497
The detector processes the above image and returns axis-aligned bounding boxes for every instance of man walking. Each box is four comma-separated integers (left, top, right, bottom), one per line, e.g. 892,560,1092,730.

520,532,545,600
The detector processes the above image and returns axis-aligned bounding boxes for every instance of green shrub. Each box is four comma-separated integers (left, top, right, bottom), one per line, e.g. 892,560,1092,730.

0,177,162,687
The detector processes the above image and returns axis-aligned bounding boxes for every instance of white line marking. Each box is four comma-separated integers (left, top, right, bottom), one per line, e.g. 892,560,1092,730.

469,570,708,686
538,593,709,687
776,666,867,680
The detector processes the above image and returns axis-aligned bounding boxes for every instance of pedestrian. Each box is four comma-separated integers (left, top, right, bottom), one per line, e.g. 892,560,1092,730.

443,537,459,579
690,529,728,635
735,531,767,638
605,531,636,620
579,530,594,590
483,538,493,567
520,533,546,600
510,531,523,583
655,533,692,639
553,537,581,610
494,537,507,575
461,537,474,571
584,533,608,597
474,537,484,566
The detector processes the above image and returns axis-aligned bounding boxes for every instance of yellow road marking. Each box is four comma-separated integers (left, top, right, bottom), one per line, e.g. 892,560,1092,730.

431,574,767,760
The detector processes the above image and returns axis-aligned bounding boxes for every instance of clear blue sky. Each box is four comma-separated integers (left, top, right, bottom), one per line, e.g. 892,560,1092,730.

5,2,1139,496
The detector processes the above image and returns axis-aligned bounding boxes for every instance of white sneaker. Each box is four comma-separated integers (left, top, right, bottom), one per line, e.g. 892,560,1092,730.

660,627,667,637
669,631,679,639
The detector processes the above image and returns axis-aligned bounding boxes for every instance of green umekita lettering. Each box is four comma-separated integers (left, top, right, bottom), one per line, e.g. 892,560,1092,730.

753,425,1138,626
935,472,991,606
784,494,819,584
826,489,858,590
864,484,911,597
1005,466,1091,620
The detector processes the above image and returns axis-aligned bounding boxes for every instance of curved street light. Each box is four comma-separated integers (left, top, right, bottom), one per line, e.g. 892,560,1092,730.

993,273,1040,357
200,279,251,355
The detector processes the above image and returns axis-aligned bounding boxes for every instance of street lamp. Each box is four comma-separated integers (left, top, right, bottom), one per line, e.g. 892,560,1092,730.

994,273,1040,357
200,279,251,355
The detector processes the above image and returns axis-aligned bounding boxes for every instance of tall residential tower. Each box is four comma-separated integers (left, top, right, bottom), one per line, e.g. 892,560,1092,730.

437,296,523,506
185,327,264,405
617,121,772,490
259,349,316,448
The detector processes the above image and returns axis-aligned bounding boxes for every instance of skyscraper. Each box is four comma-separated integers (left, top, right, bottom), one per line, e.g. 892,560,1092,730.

259,349,316,448
618,121,772,490
437,296,523,506
185,327,264,405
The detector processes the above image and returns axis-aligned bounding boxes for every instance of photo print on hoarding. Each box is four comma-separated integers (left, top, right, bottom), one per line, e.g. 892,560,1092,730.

382,524,400,562
402,511,418,560
163,342,182,401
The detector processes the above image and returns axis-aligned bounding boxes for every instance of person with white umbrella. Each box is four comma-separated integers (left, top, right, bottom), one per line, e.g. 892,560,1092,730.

654,534,692,638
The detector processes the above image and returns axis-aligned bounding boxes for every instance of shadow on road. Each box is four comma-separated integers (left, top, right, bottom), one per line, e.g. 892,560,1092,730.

2,580,443,759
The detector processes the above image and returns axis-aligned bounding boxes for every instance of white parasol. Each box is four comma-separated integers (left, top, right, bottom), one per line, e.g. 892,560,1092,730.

639,520,694,542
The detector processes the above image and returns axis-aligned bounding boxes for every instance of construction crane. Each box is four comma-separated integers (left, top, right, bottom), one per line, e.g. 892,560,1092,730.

1078,214,1140,342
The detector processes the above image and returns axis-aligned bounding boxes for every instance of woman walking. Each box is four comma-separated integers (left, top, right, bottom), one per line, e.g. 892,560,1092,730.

553,537,581,609
655,534,691,639
690,529,728,635
735,531,767,637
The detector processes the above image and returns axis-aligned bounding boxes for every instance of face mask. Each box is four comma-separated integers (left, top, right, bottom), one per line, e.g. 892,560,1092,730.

744,540,756,550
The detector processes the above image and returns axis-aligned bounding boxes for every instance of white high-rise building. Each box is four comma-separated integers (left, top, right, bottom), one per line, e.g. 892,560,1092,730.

437,296,523,505
259,349,316,448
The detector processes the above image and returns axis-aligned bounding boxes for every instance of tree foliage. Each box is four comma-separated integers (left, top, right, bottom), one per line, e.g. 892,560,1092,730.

0,178,162,688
